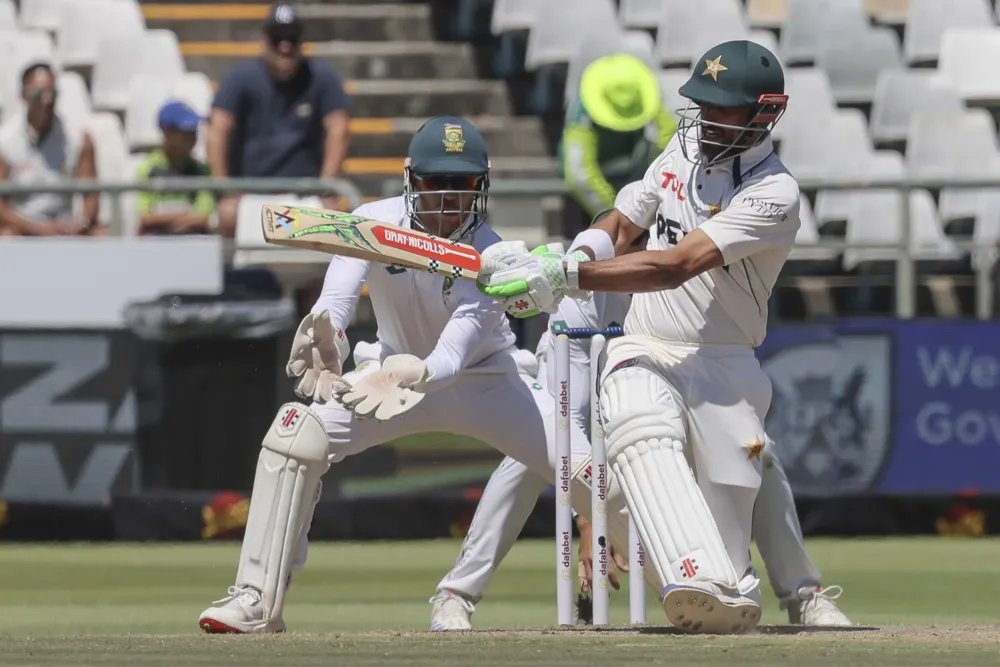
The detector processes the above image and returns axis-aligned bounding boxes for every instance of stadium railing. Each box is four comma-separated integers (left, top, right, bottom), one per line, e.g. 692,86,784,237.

0,175,995,320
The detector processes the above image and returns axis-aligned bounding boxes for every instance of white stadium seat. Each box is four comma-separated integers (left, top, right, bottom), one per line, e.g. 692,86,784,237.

525,0,618,71
843,188,961,269
780,0,869,65
789,195,839,261
58,0,145,70
658,69,691,114
19,0,70,31
870,70,965,145
619,0,666,29
85,112,131,227
124,76,176,151
490,0,539,35
903,0,994,66
772,69,838,143
55,71,93,131
937,28,1000,104
0,30,58,112
815,151,904,231
655,0,748,67
0,0,16,30
779,108,873,181
818,27,903,105
92,30,185,112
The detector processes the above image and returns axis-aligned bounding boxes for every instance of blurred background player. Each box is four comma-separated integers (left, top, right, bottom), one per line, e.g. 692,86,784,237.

430,184,850,631
560,53,675,237
207,3,351,238
0,62,99,236
134,100,215,236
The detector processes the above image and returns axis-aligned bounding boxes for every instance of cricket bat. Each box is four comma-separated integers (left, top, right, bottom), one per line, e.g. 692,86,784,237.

261,204,482,281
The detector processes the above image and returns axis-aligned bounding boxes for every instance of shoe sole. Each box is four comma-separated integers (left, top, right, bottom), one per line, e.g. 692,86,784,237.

662,584,760,634
199,617,286,634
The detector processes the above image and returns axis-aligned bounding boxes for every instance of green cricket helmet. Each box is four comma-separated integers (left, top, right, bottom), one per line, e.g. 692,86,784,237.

676,40,787,166
403,115,491,240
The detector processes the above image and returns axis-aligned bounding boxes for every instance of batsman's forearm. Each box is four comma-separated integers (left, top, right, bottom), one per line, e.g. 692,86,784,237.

577,250,685,292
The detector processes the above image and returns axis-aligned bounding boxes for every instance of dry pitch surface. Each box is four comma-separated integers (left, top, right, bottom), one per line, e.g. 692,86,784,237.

1,539,998,666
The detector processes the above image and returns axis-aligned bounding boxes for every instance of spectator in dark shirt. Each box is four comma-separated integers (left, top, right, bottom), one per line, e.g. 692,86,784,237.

207,3,351,238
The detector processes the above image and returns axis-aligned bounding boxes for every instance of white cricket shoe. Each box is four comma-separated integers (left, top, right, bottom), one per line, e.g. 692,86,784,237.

429,589,475,631
198,586,286,634
662,581,761,634
786,585,852,626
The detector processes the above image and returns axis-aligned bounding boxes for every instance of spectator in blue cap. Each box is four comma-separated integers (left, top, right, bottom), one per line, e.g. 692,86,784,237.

134,100,215,235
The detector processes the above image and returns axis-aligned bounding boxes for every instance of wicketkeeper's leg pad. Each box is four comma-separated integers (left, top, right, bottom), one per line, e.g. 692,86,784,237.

235,403,330,626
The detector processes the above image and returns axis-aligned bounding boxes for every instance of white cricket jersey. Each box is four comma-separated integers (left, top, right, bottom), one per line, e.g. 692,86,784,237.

0,113,83,221
312,196,516,389
616,133,800,347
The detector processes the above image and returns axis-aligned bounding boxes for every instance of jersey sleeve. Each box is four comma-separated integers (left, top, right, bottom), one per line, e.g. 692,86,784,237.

698,172,801,266
614,147,666,230
421,277,507,391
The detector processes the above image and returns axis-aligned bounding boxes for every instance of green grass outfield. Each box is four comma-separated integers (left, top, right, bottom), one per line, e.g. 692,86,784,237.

1,538,998,666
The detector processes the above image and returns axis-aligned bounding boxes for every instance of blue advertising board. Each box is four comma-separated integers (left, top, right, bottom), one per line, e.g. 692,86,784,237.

756,320,1000,496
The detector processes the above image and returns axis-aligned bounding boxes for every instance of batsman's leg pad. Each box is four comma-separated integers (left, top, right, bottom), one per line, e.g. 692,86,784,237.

235,403,330,627
601,364,759,633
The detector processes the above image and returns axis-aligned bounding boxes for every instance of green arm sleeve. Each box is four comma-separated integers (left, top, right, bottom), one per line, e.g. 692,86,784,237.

194,190,216,217
562,124,617,216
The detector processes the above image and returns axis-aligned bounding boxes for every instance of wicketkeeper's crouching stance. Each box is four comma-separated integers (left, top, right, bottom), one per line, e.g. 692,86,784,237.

198,117,643,634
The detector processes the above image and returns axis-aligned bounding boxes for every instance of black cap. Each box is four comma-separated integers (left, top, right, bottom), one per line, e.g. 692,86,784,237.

264,4,303,36
407,116,489,176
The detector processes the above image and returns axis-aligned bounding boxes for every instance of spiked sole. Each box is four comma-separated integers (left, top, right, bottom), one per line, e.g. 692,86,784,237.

662,584,761,634
199,616,285,634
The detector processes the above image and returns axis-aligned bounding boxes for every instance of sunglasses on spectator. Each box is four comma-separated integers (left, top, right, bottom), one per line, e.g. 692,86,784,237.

413,174,484,191
26,87,56,103
267,30,302,47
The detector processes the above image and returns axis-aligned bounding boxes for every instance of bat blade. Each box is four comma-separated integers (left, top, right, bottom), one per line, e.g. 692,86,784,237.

260,204,482,281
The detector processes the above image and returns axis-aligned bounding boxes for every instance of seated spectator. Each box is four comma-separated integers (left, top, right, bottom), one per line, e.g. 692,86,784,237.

135,101,215,235
559,53,676,236
208,3,351,238
0,62,100,236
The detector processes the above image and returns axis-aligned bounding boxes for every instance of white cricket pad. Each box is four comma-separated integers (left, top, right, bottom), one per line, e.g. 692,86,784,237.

600,364,739,591
235,403,330,625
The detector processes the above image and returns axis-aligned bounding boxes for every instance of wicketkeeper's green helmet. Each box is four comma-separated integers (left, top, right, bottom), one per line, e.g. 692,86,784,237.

403,116,491,240
675,40,787,166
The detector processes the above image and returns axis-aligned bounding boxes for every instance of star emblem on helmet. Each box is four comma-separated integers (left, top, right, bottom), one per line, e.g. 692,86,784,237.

702,55,728,82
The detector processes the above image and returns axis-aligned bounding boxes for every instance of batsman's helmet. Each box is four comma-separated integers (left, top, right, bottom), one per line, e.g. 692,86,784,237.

675,40,787,166
403,116,490,240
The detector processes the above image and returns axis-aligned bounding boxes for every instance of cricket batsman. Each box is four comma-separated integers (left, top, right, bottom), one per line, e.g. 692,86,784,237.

430,184,851,631
477,40,802,633
197,117,638,634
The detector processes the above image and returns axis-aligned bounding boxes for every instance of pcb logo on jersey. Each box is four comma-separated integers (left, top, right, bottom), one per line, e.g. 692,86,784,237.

442,123,466,152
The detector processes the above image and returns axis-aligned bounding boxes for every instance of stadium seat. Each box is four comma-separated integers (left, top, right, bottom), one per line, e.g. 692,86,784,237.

937,28,1000,103
655,0,748,67
772,69,838,143
747,0,786,29
86,112,131,228
843,188,961,270
54,71,92,131
658,69,692,114
903,0,994,66
906,108,1000,228
817,27,903,105
564,30,656,106
780,0,869,66
57,0,145,70
870,70,964,145
490,0,539,35
790,194,838,261
0,0,16,30
865,0,909,26
748,30,781,65
124,77,175,151
815,151,904,234
779,108,873,182
525,0,618,71
619,0,666,29
173,72,214,118
0,29,58,112
92,30,185,112
19,0,69,32
972,184,1000,272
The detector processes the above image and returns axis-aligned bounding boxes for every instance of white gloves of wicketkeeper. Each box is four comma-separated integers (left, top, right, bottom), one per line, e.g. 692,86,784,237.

333,354,430,421
286,310,351,403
